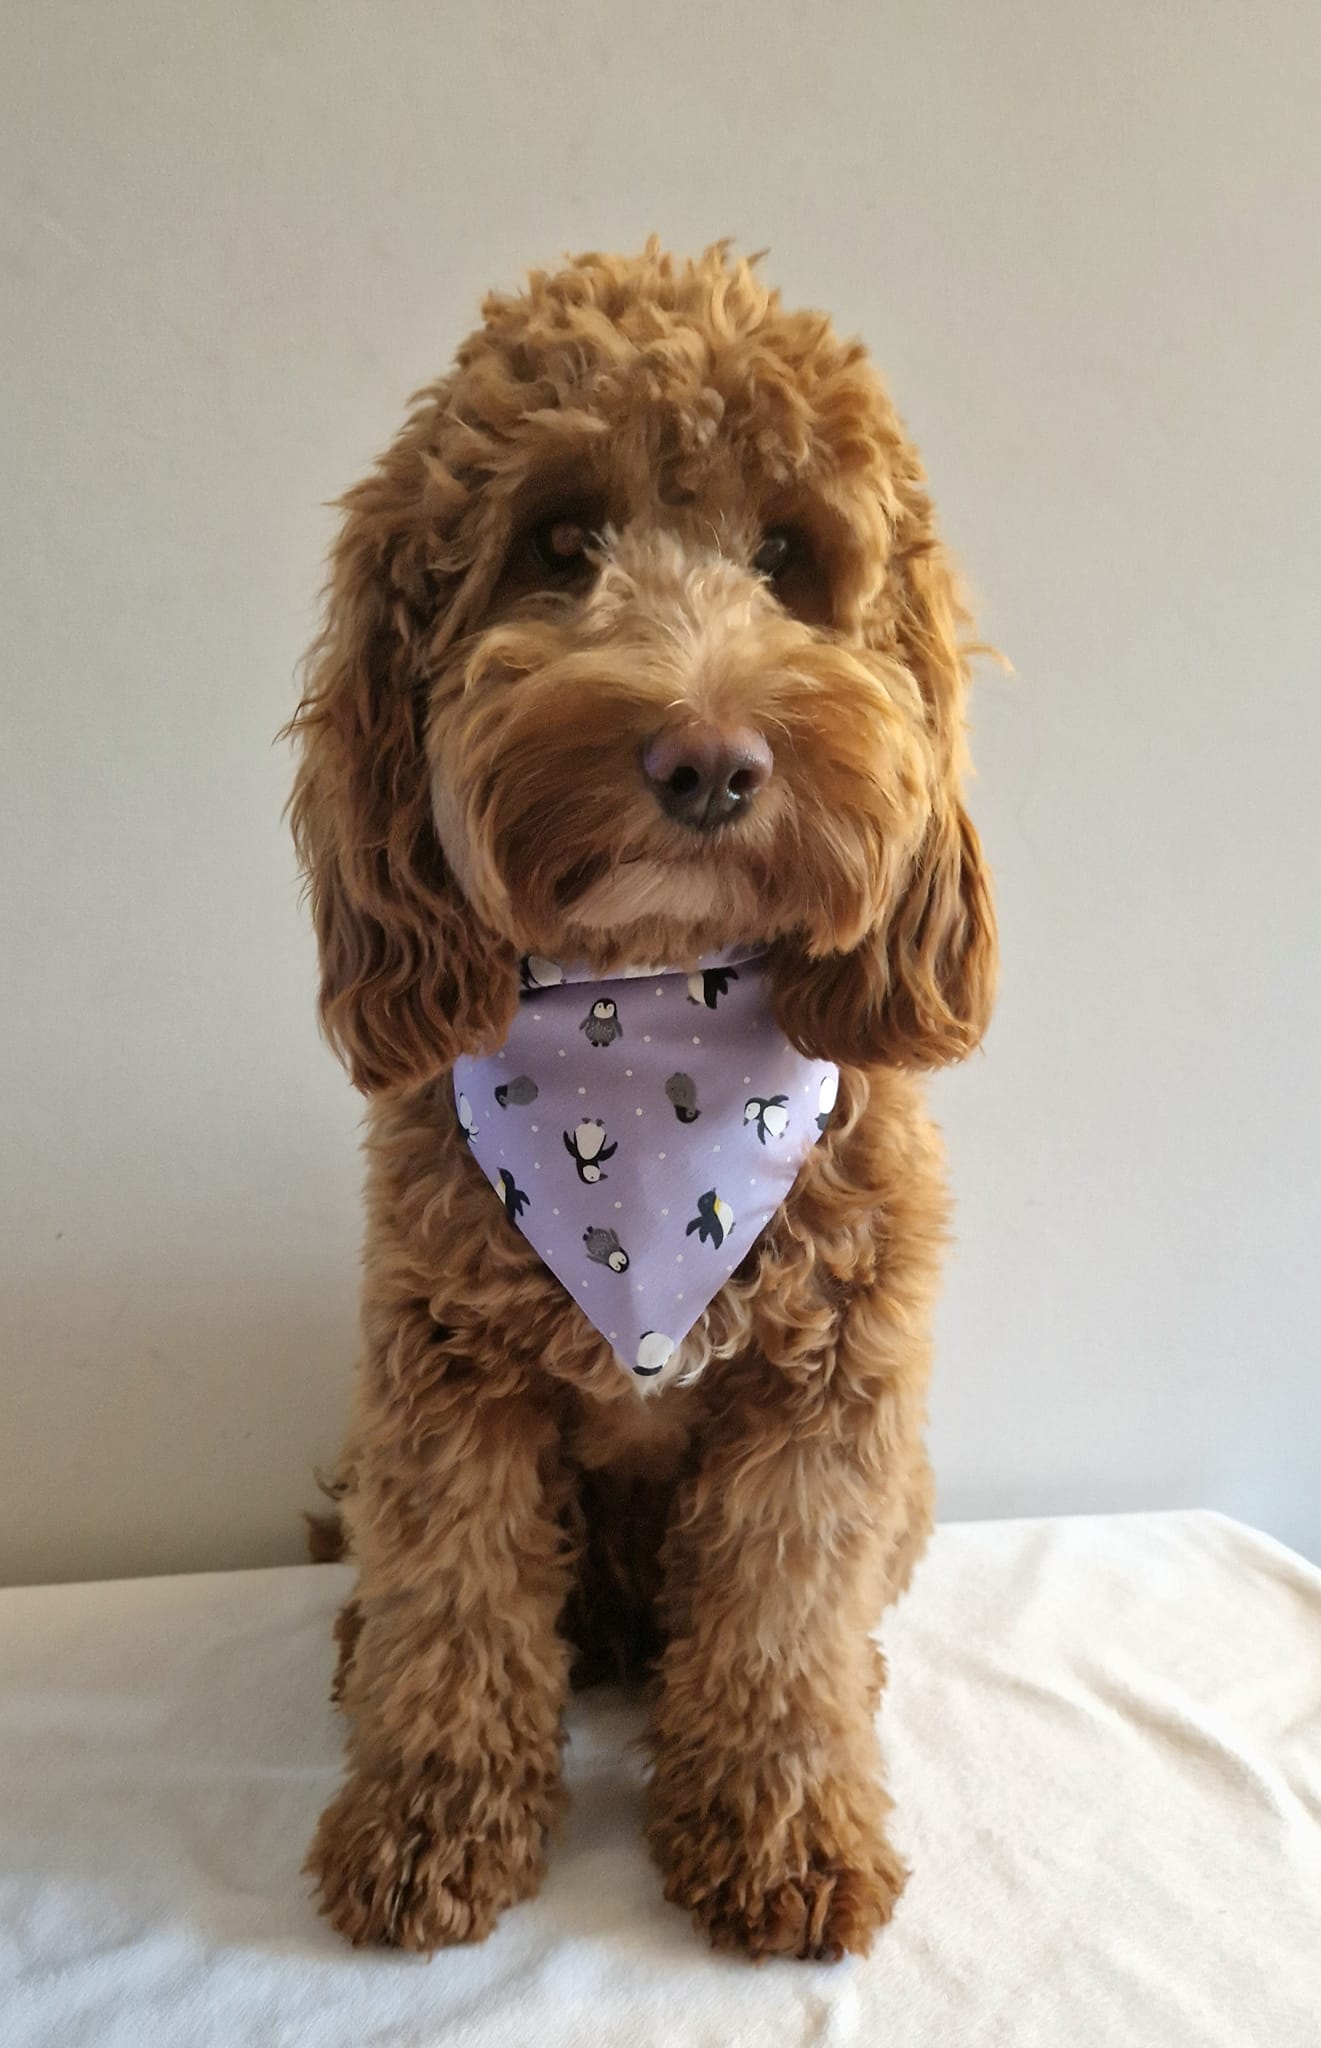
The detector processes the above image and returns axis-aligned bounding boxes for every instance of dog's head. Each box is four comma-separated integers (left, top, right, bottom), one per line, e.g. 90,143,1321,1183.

290,244,996,1092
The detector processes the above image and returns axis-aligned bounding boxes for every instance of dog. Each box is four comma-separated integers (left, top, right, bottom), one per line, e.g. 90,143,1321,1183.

288,241,996,1961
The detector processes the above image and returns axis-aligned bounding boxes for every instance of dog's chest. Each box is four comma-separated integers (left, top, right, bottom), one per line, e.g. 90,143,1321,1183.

568,1370,700,1480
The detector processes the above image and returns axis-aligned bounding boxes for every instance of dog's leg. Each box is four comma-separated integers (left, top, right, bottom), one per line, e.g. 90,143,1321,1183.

647,1344,926,1962
305,1349,571,1951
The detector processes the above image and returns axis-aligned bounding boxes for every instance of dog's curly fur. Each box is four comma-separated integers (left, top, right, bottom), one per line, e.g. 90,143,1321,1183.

288,242,996,1962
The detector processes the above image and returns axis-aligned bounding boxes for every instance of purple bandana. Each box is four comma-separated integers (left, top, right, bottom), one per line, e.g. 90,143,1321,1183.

453,949,839,1383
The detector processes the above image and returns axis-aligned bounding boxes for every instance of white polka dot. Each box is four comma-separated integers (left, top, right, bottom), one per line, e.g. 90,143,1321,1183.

676,1253,684,1263
557,1049,566,1058
643,1034,652,1043
743,1075,751,1084
658,1151,666,1160
712,1145,721,1153
530,1123,539,1132
533,1012,542,1021
609,1331,617,1342
577,1085,586,1095
625,1068,633,1077
677,1292,685,1301
614,1200,623,1210
692,1035,701,1045
655,988,664,997
533,1162,540,1170
635,1107,643,1116
552,1207,560,1216
498,1052,507,1061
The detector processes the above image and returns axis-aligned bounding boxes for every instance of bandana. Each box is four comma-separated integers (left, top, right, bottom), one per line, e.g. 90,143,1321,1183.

453,948,839,1384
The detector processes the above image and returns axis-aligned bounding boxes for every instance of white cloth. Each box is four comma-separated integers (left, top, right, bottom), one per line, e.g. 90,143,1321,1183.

1,1512,1318,2047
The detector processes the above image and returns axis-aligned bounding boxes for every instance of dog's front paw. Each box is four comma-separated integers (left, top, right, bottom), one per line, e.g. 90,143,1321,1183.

650,1773,906,1962
306,1764,557,1951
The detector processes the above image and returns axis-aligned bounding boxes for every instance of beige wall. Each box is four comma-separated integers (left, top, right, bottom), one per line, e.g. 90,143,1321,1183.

3,2,1318,1583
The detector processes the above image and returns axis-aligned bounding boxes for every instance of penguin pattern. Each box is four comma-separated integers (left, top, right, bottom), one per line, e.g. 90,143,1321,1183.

687,966,739,1009
563,1118,617,1184
583,1225,630,1273
635,1331,675,1378
450,948,837,1385
494,1074,539,1109
743,1093,789,1145
496,1168,530,1220
665,1071,701,1122
685,1188,734,1249
580,998,624,1047
817,1069,840,1133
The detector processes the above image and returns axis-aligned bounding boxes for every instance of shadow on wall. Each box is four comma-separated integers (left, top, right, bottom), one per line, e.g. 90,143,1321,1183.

0,1257,354,1588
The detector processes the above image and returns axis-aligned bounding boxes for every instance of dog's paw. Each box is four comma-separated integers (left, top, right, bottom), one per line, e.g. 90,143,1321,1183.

306,1766,556,1951
651,1781,907,1962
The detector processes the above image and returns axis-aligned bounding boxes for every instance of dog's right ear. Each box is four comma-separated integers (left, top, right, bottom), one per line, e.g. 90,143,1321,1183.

287,450,519,1095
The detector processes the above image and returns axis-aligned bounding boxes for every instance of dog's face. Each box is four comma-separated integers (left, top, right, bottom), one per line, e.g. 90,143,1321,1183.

291,246,996,1093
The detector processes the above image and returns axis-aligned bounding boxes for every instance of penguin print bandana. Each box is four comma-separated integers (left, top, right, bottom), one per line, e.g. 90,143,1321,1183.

453,948,839,1383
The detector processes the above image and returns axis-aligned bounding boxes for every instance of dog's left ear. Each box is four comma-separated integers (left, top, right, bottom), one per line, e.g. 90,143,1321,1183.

772,523,998,1070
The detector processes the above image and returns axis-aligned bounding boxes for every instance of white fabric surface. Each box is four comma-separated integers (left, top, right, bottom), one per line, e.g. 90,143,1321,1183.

1,1511,1318,2047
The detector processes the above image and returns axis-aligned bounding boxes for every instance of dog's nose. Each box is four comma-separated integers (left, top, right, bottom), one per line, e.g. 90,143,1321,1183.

642,721,773,830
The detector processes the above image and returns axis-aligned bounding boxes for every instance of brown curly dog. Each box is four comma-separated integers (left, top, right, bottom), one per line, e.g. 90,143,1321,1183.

289,242,996,1962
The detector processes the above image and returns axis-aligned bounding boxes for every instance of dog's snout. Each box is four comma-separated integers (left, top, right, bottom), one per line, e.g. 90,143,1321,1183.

642,721,773,830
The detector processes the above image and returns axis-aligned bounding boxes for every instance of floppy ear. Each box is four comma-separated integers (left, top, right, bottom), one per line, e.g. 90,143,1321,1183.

287,452,519,1095
772,527,997,1070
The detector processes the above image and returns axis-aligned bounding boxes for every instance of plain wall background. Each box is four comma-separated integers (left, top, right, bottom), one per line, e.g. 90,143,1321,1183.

3,1,1318,1585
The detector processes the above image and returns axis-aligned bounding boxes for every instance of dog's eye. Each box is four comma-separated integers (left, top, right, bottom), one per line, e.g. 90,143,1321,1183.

752,527,798,579
752,523,833,625
528,514,595,580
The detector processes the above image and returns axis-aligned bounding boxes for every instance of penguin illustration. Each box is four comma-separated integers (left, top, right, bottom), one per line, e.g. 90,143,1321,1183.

580,998,624,1048
685,1188,734,1249
563,1119,618,1184
583,1226,630,1273
496,1168,530,1220
665,1071,701,1123
494,1075,538,1110
635,1331,675,1378
816,1070,839,1133
743,1093,789,1145
520,954,563,990
686,966,739,1009
456,1092,476,1142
